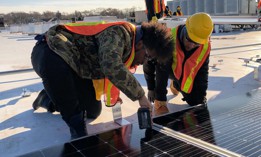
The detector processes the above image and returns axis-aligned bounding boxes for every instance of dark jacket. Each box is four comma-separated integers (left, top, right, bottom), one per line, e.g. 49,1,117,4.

143,25,209,105
46,24,144,101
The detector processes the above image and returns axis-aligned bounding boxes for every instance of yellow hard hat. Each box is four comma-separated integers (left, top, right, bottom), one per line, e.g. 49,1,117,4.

186,12,213,44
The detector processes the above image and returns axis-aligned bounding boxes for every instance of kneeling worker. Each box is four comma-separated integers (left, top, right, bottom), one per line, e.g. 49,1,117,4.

31,21,174,139
143,12,213,115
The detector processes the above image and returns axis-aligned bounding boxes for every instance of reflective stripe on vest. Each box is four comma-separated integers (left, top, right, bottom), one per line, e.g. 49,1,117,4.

154,0,161,14
171,27,210,93
162,0,166,13
64,21,136,107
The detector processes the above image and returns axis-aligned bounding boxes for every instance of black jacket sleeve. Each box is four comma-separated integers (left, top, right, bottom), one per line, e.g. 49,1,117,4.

143,58,171,101
154,60,172,101
143,58,156,91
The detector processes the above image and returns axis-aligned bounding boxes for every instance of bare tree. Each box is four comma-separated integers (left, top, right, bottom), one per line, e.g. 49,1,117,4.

100,8,124,18
42,11,56,21
2,7,137,25
29,11,42,22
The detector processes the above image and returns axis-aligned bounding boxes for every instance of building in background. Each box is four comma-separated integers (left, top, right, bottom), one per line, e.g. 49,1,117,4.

166,0,258,16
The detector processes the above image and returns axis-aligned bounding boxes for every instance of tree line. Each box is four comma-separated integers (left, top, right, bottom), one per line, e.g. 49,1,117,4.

0,7,137,25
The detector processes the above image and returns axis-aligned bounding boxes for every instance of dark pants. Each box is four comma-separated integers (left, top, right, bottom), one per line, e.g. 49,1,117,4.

31,41,102,120
172,79,207,106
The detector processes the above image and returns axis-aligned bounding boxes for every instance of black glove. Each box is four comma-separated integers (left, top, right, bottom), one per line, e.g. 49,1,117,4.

147,90,155,102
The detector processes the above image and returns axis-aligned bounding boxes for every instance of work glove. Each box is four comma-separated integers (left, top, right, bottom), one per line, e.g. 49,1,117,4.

154,100,169,116
147,90,155,102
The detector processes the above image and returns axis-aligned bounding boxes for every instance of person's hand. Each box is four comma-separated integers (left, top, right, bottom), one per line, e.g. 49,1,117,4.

147,90,155,102
138,95,153,125
138,95,152,110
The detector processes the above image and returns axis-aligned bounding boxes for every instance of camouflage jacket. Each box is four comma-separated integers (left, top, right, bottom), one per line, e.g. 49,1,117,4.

46,24,144,101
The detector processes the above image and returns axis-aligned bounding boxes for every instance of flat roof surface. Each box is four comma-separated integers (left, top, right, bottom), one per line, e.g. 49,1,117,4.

0,28,261,157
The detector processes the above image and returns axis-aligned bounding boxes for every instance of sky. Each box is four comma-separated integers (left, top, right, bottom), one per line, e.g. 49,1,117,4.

0,0,259,14
0,0,162,14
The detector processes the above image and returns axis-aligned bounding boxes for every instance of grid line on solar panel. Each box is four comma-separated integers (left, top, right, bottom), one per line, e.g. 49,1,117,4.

153,90,261,157
154,117,244,155
211,123,260,141
236,143,261,155
246,146,261,157
202,128,261,154
210,107,261,126
147,136,182,152
209,101,258,118
169,143,207,156
206,112,261,153
142,132,221,157
188,106,258,136
223,124,261,140
122,143,164,156
154,125,242,157
229,143,261,157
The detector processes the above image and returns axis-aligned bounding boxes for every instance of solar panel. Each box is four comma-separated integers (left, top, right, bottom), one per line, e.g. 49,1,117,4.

18,123,220,157
153,89,261,157
18,90,260,157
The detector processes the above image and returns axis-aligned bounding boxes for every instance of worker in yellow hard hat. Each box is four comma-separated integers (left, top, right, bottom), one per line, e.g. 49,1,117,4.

173,6,183,16
143,12,213,116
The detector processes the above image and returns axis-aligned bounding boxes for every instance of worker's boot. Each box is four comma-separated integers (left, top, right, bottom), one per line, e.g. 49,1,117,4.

63,111,88,140
154,100,169,116
32,89,55,113
86,100,102,119
170,80,179,96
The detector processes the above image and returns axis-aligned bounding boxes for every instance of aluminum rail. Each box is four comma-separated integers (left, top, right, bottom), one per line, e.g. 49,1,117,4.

153,123,243,157
0,68,34,76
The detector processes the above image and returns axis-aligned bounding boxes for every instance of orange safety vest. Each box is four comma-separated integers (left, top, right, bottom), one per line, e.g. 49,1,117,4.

162,0,166,16
64,21,136,107
258,1,261,10
154,0,162,14
171,27,210,93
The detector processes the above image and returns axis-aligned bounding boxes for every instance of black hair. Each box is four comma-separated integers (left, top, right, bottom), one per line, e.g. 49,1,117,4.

141,22,174,62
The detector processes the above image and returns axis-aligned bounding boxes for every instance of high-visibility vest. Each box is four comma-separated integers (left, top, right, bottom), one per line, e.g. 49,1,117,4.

154,0,162,14
171,26,210,93
64,21,136,107
162,0,166,16
176,11,183,16
258,1,261,10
